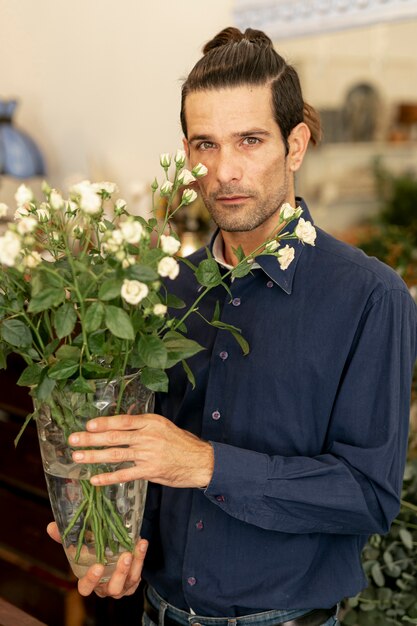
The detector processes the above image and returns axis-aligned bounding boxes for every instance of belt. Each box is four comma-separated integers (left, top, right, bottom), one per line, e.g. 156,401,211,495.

143,596,337,626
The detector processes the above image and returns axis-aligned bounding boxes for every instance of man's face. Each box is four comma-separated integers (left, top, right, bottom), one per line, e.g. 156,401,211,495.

183,84,294,233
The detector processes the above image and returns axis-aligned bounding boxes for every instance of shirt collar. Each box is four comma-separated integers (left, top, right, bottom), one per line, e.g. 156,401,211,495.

210,197,312,295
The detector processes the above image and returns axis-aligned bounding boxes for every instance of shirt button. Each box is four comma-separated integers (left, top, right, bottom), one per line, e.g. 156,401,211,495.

196,520,204,530
232,297,241,306
216,495,225,503
266,280,274,288
219,351,228,360
187,576,197,586
212,410,221,420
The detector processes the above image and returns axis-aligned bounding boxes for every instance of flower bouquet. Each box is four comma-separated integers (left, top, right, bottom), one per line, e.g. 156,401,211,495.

0,149,316,579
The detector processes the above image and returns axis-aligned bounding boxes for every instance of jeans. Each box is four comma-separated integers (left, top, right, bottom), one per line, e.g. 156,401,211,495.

142,586,340,626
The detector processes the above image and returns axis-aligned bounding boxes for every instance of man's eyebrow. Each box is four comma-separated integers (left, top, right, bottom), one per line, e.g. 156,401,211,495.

188,129,272,143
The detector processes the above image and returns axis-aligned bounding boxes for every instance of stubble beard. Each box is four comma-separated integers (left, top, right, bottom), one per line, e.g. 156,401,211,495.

198,176,289,233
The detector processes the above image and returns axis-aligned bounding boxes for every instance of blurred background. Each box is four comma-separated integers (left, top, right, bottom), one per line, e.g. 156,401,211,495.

1,1,417,625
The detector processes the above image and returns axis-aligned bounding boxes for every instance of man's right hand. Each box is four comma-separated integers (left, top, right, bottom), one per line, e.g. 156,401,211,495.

46,522,148,598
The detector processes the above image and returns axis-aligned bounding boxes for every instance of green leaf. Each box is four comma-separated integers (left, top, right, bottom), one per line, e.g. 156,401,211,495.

54,303,77,339
137,335,168,369
181,359,196,389
210,321,250,355
211,301,221,323
84,301,105,332
48,360,79,380
371,562,385,587
44,339,60,358
195,258,222,287
0,345,8,369
163,330,204,368
105,306,134,340
99,278,123,301
31,270,63,296
36,374,56,401
128,265,159,282
82,362,111,378
17,363,43,386
140,367,169,393
70,376,95,393
231,245,245,264
399,527,413,550
28,287,65,313
1,319,32,347
231,262,253,279
166,293,186,309
56,345,81,361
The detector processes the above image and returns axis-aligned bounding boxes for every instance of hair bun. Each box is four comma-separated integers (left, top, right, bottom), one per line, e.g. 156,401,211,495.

203,26,273,55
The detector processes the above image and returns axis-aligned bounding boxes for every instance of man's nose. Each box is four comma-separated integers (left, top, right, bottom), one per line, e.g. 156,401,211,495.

214,148,242,184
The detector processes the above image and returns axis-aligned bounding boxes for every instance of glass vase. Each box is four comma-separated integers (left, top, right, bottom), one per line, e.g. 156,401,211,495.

35,372,154,581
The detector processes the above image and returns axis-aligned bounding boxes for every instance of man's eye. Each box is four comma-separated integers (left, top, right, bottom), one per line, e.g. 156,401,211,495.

242,137,260,146
197,141,215,151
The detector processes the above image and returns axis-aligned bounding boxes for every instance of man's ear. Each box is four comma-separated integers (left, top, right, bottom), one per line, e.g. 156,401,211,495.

182,137,190,158
287,122,310,173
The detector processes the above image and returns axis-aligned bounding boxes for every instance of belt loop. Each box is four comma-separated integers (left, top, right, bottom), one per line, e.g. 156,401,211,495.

158,600,168,626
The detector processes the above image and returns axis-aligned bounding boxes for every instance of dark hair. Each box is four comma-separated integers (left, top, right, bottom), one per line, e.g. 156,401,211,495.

181,27,321,153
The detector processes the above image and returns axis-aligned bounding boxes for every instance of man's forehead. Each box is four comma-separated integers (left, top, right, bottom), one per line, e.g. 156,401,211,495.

185,84,277,136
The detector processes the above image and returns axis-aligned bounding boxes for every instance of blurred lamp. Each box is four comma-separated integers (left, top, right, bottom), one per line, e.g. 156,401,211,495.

0,99,46,178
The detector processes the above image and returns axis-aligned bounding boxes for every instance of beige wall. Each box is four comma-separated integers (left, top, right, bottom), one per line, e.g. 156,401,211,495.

1,2,416,227
0,0,233,206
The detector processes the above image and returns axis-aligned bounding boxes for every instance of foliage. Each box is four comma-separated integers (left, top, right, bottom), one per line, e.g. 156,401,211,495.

341,461,417,626
340,161,417,625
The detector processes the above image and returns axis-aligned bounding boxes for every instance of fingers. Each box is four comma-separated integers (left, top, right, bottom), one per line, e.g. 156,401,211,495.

78,564,106,597
78,540,148,599
87,414,152,433
90,466,142,486
46,521,62,544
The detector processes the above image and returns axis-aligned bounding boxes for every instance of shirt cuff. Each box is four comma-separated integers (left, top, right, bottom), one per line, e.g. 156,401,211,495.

204,441,269,502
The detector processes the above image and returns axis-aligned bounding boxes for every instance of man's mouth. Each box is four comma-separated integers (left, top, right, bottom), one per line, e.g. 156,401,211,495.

216,195,250,203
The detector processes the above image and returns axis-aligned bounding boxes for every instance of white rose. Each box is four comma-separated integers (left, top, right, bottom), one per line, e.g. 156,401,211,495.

160,153,171,168
15,184,34,206
280,203,296,220
277,244,295,270
153,303,167,316
122,255,136,269
160,234,181,255
37,203,50,222
14,206,30,219
0,231,22,266
160,181,174,196
16,216,38,235
50,231,60,242
115,198,127,212
191,163,208,178
0,203,9,218
158,256,180,280
265,239,279,252
182,188,197,205
121,279,149,305
80,188,102,215
177,169,196,186
120,219,143,244
50,190,64,210
295,218,317,246
23,251,42,268
92,181,118,195
174,149,186,168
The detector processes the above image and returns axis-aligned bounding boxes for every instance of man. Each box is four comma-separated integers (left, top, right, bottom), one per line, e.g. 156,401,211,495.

49,27,417,626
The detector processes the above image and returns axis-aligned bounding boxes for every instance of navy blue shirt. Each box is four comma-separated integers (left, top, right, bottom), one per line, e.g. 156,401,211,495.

142,200,417,616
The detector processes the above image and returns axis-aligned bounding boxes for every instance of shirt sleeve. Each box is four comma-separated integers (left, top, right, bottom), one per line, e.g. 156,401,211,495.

204,288,417,535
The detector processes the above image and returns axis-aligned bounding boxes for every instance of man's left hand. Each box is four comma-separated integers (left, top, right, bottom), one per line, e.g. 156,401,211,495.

68,413,214,488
